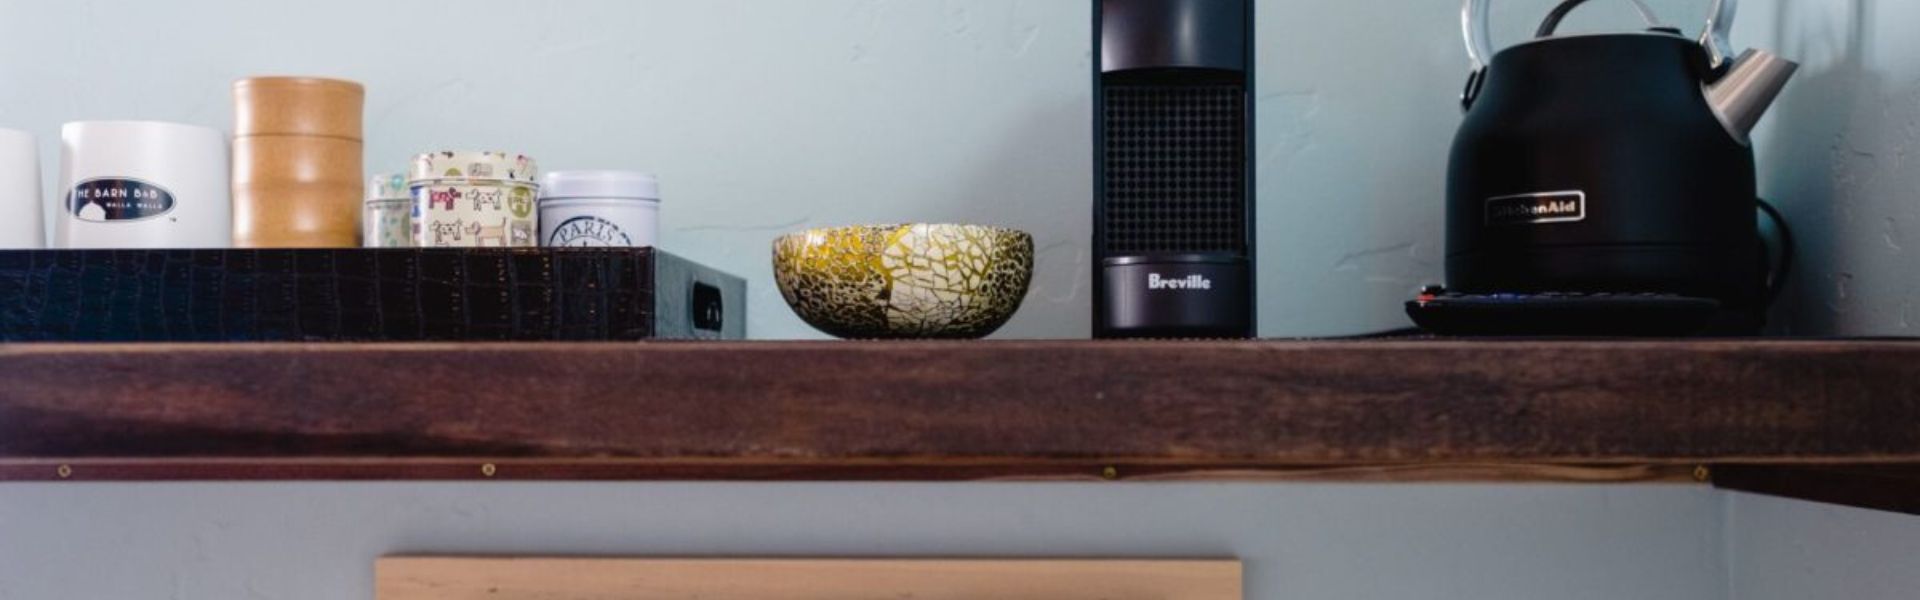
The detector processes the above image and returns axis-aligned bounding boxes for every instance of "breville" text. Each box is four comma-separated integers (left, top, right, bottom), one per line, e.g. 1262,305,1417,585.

1148,273,1212,290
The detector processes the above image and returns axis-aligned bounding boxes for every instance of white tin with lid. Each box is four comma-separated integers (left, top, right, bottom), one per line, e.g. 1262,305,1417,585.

538,171,659,247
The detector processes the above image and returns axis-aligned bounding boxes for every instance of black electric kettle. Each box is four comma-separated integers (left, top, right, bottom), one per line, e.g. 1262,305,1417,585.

1427,0,1797,335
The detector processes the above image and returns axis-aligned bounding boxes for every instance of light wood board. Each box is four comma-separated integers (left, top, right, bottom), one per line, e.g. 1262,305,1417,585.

377,557,1242,600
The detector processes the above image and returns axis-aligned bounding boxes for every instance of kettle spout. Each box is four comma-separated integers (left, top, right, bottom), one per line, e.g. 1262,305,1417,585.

1706,49,1799,144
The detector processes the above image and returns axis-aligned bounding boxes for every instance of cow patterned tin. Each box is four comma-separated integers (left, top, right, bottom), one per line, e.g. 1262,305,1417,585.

408,151,538,247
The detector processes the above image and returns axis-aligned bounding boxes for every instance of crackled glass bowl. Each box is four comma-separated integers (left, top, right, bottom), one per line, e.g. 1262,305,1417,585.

773,223,1034,339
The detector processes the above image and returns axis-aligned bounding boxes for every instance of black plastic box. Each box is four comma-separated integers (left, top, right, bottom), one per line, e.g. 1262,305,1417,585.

0,248,745,341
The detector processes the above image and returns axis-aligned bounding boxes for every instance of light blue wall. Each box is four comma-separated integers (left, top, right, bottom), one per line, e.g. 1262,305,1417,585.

0,0,1881,340
0,0,1749,340
0,2,1913,600
1744,0,1920,335
0,0,1095,340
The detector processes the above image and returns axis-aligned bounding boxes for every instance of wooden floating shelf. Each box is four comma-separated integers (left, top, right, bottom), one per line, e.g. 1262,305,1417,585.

1,339,1916,512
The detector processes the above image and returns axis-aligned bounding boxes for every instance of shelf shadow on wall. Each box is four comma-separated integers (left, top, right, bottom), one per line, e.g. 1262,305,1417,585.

1758,0,1913,335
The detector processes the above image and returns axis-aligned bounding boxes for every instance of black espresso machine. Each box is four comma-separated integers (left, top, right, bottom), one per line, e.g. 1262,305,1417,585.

1408,0,1798,336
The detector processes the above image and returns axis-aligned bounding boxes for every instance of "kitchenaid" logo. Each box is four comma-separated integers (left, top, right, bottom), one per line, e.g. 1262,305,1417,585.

1148,273,1211,290
1485,190,1586,226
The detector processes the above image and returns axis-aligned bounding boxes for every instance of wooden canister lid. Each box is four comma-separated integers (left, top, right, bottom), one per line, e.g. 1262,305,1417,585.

233,77,365,140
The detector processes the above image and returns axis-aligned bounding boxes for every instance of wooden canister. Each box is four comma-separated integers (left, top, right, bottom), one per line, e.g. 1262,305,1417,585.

232,77,364,248
234,77,364,139
232,136,363,246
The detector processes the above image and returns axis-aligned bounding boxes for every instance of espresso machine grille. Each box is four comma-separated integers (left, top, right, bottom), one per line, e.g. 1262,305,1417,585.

1100,84,1248,255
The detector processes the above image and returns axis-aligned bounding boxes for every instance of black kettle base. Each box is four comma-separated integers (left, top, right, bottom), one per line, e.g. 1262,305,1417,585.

1405,288,1727,337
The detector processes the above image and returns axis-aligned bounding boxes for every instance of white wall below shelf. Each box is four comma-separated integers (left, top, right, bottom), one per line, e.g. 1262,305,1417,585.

0,483,1724,600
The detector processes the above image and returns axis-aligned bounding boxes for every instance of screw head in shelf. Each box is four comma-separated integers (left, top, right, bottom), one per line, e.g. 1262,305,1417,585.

56,464,72,479
1100,466,1120,480
1692,465,1711,482
481,463,498,478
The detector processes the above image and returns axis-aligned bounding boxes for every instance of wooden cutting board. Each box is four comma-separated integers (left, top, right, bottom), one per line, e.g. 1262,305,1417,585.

377,557,1242,600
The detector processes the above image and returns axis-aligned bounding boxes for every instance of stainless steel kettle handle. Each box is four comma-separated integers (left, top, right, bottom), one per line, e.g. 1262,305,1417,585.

1462,0,1676,72
1702,0,1739,69
1462,0,1496,72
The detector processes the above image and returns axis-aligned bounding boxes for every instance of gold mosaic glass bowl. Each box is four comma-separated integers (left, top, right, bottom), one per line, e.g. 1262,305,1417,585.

773,224,1034,339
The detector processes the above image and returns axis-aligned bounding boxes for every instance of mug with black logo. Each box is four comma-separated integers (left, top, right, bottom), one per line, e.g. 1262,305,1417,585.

55,121,230,249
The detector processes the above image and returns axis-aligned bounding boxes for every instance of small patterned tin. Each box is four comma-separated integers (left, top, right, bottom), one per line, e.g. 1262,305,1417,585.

408,151,539,247
363,173,411,248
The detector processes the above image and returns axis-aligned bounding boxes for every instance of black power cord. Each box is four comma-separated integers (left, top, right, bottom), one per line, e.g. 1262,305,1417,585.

1757,199,1795,307
1320,327,1430,340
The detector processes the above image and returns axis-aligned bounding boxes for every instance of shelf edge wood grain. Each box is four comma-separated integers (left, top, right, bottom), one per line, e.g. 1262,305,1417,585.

1,340,1918,483
376,557,1243,600
0,458,1699,483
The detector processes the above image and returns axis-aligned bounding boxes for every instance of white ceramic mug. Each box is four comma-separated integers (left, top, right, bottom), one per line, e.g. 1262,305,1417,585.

0,128,42,249
56,121,230,249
